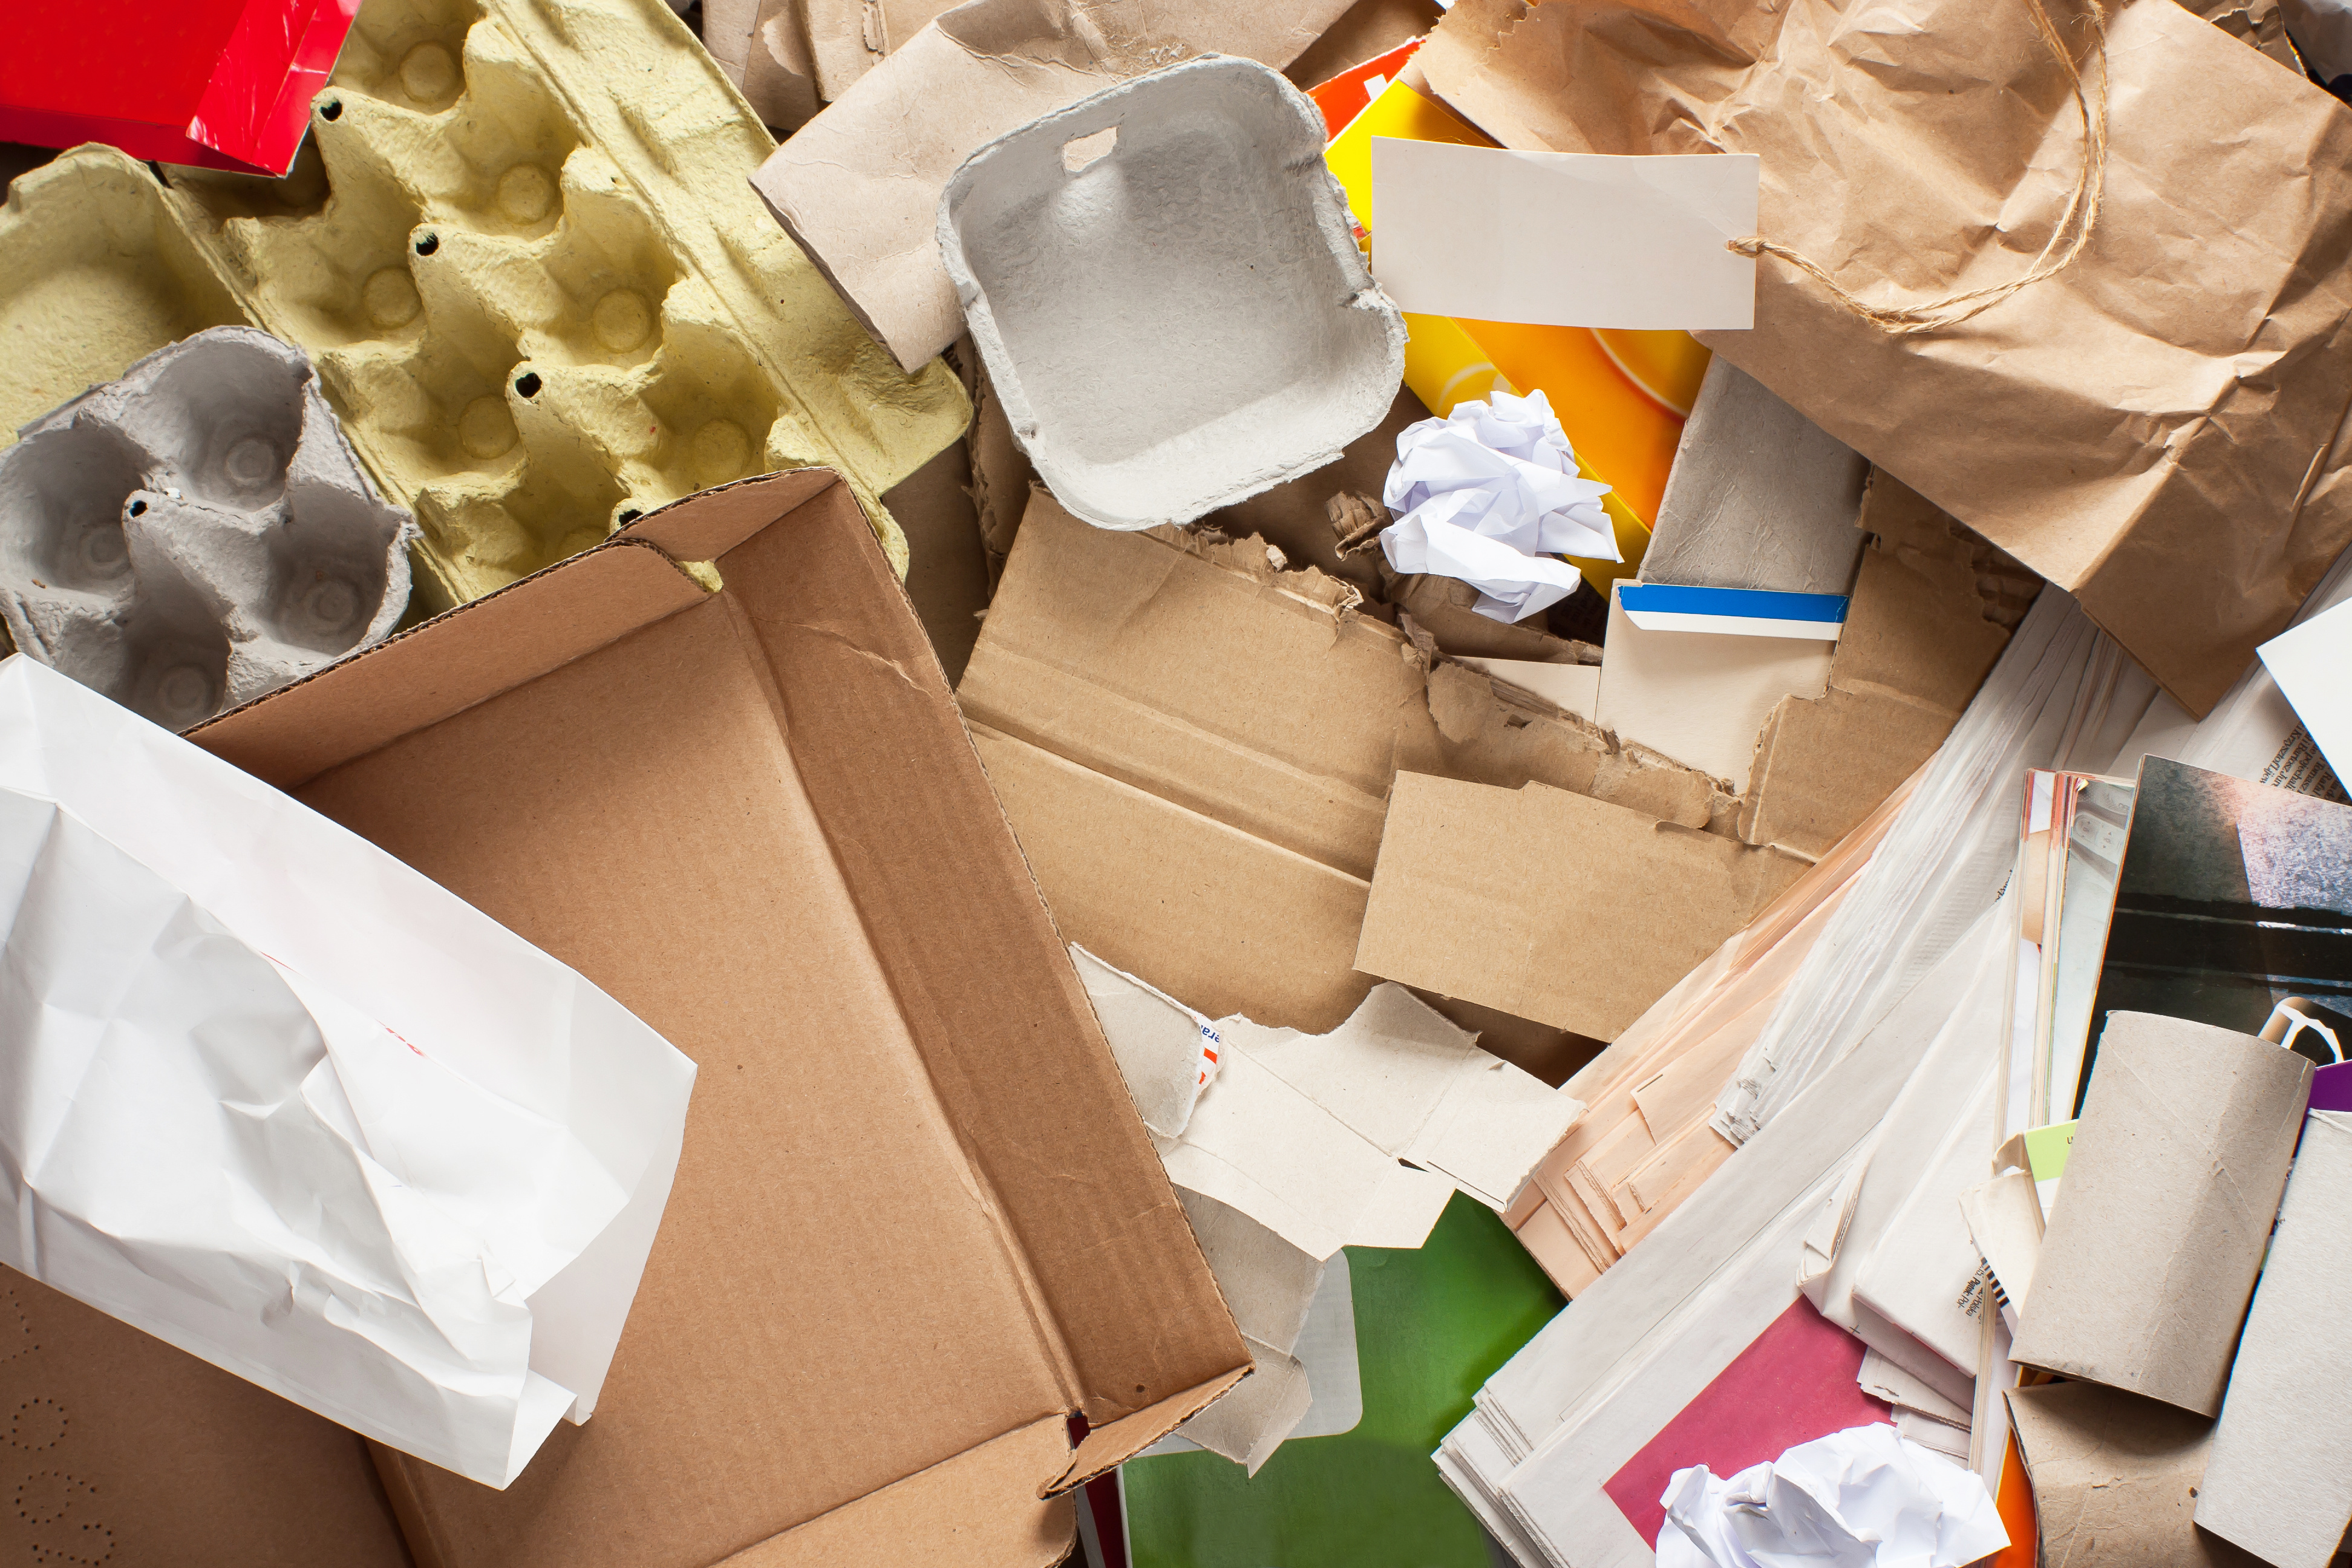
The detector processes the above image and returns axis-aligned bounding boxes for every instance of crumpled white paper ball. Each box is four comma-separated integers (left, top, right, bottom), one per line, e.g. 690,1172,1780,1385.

1656,1423,2008,1568
1377,387,1618,624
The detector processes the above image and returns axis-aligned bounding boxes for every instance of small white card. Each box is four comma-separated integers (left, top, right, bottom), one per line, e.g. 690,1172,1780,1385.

2259,595,2352,785
1370,139,1760,329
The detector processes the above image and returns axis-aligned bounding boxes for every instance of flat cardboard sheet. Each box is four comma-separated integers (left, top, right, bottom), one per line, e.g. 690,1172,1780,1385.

1355,772,1805,1040
188,471,1247,1568
956,488,1731,1037
2197,1109,2352,1568
2005,1382,2259,1568
2011,1012,2309,1416
1414,0,2352,717
1369,141,1758,328
751,0,1357,371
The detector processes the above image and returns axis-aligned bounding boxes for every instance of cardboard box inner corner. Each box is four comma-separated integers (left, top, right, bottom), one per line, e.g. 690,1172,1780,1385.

1,470,1242,1568
211,469,1235,1566
0,0,970,618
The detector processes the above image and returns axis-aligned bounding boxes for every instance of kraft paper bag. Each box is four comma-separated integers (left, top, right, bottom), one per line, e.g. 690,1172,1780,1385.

1417,0,2352,716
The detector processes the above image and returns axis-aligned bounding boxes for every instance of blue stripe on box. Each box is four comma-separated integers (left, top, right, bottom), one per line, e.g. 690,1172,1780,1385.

1617,584,1850,624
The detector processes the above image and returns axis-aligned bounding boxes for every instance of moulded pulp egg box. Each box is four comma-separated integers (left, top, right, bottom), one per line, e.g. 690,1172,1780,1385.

0,327,417,729
0,0,970,614
939,55,1405,532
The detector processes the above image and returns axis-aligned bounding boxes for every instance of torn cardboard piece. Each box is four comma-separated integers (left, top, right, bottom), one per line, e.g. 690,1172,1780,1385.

0,658,697,1489
699,0,822,128
1086,951,1580,1259
1414,0,2352,717
1642,357,1868,598
1369,140,1758,330
2197,1109,2352,1568
940,57,1404,532
1084,953,1575,1471
0,327,416,729
2012,1011,2310,1417
956,487,1731,1036
1166,1190,1324,1474
753,0,1359,373
188,471,1247,1568
2005,1382,2261,1568
1355,773,1808,1042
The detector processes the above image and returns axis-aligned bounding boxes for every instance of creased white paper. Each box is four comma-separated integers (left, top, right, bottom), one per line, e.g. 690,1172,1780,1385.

0,658,696,1489
1380,388,1618,624
1658,1423,2008,1568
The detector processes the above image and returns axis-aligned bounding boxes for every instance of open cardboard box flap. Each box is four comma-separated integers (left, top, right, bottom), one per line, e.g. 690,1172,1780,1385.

190,469,1244,1568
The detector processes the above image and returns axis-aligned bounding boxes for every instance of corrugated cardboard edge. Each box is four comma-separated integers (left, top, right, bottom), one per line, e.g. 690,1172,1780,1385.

192,470,836,783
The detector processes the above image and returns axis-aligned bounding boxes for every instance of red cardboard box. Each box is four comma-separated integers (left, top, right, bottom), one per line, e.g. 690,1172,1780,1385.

0,0,360,175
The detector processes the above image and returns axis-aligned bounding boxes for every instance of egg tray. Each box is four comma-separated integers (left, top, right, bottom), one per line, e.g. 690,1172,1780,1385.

0,0,968,612
0,328,418,730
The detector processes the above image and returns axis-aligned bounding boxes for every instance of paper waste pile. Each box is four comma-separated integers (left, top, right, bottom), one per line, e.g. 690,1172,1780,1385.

4,0,2352,1564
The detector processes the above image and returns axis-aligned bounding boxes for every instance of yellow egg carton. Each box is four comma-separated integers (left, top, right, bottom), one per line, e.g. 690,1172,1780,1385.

0,0,967,610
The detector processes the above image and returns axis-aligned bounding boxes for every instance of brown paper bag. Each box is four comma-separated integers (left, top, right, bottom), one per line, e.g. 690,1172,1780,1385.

1418,0,2352,714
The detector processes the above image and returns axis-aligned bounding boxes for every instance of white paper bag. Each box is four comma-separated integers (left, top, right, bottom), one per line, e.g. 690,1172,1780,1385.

0,657,697,1488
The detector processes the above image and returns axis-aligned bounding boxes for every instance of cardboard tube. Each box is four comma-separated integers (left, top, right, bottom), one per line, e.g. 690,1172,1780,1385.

2010,1011,2309,1416
2197,1110,2352,1568
2004,1382,2259,1567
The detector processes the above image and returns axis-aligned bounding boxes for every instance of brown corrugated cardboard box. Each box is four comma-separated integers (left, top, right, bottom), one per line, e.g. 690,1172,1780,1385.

183,468,1243,1568
0,1272,413,1567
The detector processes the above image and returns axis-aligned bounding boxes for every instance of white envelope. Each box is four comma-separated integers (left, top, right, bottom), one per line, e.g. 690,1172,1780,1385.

0,658,697,1488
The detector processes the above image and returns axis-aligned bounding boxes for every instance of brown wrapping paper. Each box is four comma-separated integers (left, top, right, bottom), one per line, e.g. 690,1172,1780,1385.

2011,1011,2310,1415
2004,1382,2264,1567
1416,0,2352,715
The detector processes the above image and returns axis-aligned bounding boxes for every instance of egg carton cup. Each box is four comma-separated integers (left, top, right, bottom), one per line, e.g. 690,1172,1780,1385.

0,328,419,730
0,0,966,612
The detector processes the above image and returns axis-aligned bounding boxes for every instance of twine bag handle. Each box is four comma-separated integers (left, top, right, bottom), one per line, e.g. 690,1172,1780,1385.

1728,0,2112,335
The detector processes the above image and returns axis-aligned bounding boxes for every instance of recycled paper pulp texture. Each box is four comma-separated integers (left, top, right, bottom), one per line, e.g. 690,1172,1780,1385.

189,471,1245,1568
956,487,1740,1037
2011,1011,2309,1416
1368,141,1759,330
2197,1110,2352,1568
0,1271,413,1565
752,0,1358,373
1416,0,2352,717
0,0,969,611
2005,1382,2263,1568
940,57,1405,532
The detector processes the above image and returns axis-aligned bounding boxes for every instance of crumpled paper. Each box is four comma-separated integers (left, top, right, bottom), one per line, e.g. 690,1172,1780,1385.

1378,388,1617,624
0,656,696,1490
1657,1423,2008,1568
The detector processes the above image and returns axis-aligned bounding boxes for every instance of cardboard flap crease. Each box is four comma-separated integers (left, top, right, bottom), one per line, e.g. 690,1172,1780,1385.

188,469,1243,1568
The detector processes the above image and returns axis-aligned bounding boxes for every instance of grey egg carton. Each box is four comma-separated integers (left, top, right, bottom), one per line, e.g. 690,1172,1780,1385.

0,327,419,730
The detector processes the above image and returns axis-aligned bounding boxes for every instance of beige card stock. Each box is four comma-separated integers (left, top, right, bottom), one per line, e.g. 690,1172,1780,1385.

1368,142,1759,329
1595,584,1835,793
2198,1109,2352,1568
2011,1011,2310,1416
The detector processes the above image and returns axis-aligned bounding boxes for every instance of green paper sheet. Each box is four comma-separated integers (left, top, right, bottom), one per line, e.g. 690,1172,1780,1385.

1122,1193,1563,1568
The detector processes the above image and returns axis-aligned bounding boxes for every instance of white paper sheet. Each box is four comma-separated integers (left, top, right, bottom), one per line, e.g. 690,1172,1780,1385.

1379,388,1616,623
2259,595,2352,789
1658,1425,2005,1568
1370,140,1759,329
0,658,696,1489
